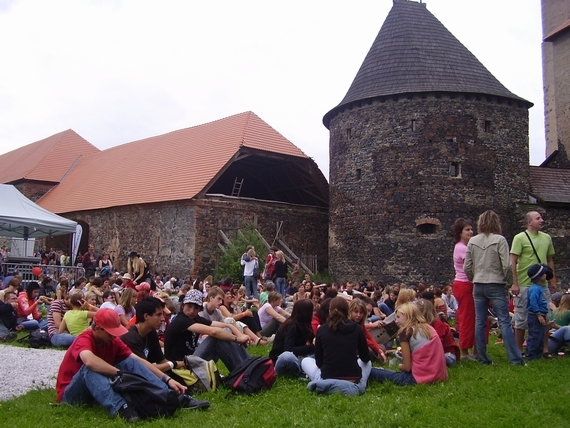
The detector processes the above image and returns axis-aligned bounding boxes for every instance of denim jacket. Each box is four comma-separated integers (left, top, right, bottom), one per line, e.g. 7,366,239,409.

464,233,512,286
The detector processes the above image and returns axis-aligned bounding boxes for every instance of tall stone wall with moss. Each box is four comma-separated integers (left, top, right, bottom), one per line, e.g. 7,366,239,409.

328,94,530,285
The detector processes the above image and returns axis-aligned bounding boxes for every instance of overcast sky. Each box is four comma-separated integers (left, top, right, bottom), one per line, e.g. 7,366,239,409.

0,0,544,179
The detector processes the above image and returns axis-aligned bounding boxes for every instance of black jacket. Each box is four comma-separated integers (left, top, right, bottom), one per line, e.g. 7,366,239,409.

0,301,18,330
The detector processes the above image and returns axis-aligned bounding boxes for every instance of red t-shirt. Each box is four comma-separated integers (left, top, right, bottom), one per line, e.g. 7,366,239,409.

55,329,132,402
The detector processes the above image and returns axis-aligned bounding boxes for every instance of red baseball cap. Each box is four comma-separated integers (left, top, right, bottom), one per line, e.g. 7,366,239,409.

93,309,128,336
135,282,151,292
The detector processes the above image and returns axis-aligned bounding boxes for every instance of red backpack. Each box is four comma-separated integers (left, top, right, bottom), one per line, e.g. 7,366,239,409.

224,357,276,395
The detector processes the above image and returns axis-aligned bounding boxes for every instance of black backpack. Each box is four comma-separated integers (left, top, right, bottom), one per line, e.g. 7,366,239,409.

223,356,276,395
18,329,52,348
110,370,180,419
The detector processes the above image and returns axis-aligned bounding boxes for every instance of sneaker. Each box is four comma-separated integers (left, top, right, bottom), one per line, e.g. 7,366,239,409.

266,334,275,344
1,332,18,342
118,403,139,423
178,394,210,410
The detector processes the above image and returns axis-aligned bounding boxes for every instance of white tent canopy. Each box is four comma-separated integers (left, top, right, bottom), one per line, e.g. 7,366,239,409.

0,184,77,239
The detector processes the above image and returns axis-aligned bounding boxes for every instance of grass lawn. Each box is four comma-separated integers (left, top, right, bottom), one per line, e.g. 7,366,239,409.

1,337,570,428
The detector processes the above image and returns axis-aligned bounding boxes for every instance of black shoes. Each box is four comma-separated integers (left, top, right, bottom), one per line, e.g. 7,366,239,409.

178,394,210,410
118,403,139,423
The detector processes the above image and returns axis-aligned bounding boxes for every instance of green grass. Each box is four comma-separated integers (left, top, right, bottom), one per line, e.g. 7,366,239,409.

2,339,570,428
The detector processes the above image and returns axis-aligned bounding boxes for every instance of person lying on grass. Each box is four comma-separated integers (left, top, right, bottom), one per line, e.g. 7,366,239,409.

55,309,207,423
369,302,448,386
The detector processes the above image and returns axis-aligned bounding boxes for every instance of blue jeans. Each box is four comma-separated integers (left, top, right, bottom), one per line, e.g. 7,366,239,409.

274,277,286,301
194,335,250,372
244,276,258,299
17,318,48,330
62,356,167,416
301,357,371,396
548,326,570,354
378,303,393,316
474,283,523,365
274,351,302,377
526,313,546,359
369,367,416,386
51,332,76,347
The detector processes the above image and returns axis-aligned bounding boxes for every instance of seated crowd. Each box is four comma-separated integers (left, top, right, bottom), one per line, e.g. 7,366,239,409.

0,249,568,423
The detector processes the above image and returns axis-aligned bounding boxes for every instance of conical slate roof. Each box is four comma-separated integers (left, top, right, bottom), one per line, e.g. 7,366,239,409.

323,0,531,128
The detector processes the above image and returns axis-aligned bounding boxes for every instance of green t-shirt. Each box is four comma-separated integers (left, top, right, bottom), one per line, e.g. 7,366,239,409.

63,309,89,336
511,231,554,287
550,309,570,327
259,291,269,305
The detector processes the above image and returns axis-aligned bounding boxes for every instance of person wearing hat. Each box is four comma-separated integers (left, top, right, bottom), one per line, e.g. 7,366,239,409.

164,289,251,372
135,281,152,302
56,308,198,422
526,264,553,359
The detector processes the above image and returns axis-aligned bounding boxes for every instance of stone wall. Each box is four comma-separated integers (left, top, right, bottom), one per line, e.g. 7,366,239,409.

65,196,328,279
328,94,530,285
13,181,56,202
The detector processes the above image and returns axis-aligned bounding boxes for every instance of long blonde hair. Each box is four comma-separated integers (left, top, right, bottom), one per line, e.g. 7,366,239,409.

395,289,416,309
349,298,367,326
396,302,433,340
554,294,570,321
119,288,137,313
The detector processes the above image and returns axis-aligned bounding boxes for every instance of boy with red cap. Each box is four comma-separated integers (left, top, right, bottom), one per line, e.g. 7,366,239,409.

56,308,207,422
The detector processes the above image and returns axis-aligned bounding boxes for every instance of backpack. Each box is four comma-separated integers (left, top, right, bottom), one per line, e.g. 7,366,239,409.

110,370,180,419
18,329,51,348
223,356,276,395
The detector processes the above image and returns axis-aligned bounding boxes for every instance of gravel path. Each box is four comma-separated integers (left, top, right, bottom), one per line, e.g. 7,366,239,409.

0,345,66,401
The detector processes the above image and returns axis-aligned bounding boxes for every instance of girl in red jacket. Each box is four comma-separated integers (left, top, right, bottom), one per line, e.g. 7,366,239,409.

349,298,387,364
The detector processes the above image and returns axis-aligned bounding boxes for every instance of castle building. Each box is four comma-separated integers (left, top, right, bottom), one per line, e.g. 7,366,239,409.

324,0,534,284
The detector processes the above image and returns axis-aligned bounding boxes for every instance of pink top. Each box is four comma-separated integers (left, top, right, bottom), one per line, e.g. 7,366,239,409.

453,241,469,282
410,325,448,384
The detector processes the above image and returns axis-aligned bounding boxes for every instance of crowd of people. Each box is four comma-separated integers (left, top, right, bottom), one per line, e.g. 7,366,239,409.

0,209,567,422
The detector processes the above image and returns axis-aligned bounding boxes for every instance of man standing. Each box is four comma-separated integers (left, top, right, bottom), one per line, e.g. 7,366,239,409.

510,211,556,355
55,309,196,422
81,244,97,278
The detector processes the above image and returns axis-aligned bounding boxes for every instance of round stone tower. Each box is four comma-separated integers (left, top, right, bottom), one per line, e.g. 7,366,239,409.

324,0,533,285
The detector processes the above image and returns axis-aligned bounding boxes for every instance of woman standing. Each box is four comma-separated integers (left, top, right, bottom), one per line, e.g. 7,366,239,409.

272,250,288,303
464,210,523,365
452,218,476,359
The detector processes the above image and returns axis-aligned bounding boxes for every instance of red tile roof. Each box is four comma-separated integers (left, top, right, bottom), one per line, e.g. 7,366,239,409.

38,111,309,213
0,129,100,184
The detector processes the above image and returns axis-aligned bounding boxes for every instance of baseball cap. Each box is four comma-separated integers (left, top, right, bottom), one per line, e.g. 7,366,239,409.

183,289,204,307
94,309,128,336
527,264,554,282
135,282,151,291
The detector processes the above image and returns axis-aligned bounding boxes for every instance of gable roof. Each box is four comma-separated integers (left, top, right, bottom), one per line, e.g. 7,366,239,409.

324,0,531,127
0,129,100,184
38,111,312,213
529,166,570,204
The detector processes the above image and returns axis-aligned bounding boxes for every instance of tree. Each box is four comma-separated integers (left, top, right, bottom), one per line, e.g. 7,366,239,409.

214,225,268,283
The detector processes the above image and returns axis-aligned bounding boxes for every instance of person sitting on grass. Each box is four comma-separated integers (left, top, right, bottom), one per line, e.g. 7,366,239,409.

47,292,75,347
301,296,372,396
16,281,49,330
416,299,460,366
55,309,203,423
115,288,137,326
0,292,23,342
311,297,332,335
525,264,553,360
0,277,21,302
258,292,290,338
200,286,269,345
120,296,214,398
548,294,570,355
395,288,416,310
369,302,448,386
269,299,315,376
348,298,387,364
258,281,275,306
163,289,251,372
59,292,98,336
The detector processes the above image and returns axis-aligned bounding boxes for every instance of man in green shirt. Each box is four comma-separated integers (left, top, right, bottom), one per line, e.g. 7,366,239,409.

510,211,556,354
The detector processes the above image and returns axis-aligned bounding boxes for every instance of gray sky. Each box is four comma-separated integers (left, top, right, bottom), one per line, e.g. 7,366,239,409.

0,0,544,179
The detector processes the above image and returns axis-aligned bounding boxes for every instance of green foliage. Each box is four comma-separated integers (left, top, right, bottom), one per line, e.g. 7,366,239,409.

4,338,570,427
310,269,333,284
214,225,268,283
